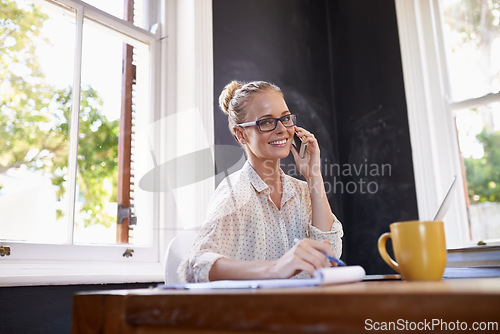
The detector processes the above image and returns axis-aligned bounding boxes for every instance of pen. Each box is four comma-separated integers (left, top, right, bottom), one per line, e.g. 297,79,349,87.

293,238,346,266
324,253,346,266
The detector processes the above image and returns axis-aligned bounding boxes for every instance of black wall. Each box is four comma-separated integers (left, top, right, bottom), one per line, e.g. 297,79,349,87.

213,0,419,274
0,283,153,334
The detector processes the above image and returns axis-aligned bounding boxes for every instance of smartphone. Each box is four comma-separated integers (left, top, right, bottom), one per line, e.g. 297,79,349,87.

292,132,308,158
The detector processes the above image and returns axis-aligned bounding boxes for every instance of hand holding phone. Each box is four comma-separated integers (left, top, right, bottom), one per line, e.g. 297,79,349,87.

292,132,308,158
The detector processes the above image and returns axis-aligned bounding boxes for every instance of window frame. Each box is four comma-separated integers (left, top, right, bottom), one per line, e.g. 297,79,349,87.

395,0,500,250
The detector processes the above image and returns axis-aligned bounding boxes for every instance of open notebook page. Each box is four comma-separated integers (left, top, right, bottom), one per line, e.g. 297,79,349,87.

159,265,366,290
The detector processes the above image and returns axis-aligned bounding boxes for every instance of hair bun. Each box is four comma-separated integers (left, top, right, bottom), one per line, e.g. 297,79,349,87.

219,81,242,115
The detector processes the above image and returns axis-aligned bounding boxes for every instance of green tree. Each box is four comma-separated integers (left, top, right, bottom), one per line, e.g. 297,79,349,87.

464,129,500,203
1,0,118,227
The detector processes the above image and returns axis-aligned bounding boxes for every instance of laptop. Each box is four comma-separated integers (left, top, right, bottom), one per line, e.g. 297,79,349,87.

432,175,457,221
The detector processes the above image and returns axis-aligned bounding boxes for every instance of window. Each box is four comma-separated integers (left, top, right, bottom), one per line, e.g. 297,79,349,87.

1,0,215,286
441,0,500,245
1,0,153,245
395,0,500,249
0,0,161,285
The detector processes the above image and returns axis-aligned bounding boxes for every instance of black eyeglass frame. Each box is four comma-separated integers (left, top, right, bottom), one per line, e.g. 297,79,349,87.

237,114,297,132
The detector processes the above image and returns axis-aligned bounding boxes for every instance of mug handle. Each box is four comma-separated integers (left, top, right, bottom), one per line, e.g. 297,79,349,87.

377,233,400,273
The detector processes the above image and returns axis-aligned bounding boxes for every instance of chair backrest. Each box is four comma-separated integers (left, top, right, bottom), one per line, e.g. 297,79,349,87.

164,230,198,284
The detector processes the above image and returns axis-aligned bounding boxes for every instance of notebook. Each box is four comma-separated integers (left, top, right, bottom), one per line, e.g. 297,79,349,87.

159,265,366,290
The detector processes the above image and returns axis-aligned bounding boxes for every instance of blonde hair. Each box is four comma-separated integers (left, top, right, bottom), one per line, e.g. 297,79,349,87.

218,80,283,138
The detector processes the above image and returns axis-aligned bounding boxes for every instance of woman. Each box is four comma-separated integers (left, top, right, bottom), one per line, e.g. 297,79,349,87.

178,80,343,283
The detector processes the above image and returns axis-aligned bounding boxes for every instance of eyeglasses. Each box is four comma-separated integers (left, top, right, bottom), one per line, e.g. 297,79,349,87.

237,114,297,132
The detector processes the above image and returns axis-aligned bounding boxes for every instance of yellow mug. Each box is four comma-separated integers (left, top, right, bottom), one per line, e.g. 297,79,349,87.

377,220,447,281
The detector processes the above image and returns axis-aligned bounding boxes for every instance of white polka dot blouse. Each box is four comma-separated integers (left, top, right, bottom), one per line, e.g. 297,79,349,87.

177,160,343,283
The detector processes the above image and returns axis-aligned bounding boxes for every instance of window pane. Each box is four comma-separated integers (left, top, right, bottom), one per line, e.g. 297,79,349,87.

0,0,75,243
442,0,500,101
455,102,500,243
73,18,150,245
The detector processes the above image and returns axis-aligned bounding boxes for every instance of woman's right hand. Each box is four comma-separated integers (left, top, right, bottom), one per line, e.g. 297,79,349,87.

267,238,337,278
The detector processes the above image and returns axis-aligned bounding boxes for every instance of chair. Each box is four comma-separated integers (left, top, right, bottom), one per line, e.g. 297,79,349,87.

164,230,198,284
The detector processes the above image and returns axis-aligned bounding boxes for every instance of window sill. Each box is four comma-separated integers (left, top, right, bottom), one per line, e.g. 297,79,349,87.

0,261,164,287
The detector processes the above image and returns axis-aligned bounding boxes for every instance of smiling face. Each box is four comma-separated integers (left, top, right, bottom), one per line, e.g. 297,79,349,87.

234,90,295,166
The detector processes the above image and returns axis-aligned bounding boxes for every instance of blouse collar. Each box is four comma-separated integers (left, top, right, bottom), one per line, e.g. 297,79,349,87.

242,161,296,206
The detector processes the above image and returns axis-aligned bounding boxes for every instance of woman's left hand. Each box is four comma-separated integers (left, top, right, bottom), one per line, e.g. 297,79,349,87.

291,127,321,182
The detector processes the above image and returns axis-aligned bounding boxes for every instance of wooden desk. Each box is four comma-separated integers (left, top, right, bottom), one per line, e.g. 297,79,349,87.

73,278,500,334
